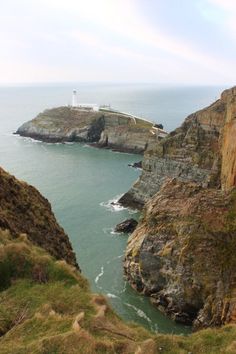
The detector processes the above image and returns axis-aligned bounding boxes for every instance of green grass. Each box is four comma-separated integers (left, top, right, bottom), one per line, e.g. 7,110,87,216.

1,230,236,353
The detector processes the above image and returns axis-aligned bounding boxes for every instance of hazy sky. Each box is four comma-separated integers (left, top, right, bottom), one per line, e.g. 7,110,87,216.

0,0,235,85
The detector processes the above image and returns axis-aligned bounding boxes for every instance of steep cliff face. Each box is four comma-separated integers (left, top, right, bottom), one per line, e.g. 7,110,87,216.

16,107,156,154
0,167,78,268
221,87,236,190
120,88,235,208
124,179,236,329
123,87,236,330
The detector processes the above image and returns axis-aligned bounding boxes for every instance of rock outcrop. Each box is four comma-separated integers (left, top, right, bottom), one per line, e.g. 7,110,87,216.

0,167,78,268
115,218,138,233
123,86,236,330
120,87,236,208
124,179,236,329
16,107,165,154
221,87,236,190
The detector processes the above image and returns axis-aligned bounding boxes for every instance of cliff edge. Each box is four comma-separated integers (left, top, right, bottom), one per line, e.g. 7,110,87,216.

122,86,236,330
124,179,236,329
221,87,236,190
0,167,78,268
120,87,236,208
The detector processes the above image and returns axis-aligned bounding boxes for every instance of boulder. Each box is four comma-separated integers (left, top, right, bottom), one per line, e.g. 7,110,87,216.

115,219,138,233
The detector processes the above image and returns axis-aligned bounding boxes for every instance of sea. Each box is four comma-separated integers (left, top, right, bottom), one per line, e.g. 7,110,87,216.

0,83,226,334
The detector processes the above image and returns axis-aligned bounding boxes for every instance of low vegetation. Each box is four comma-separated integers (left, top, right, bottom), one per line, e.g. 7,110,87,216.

1,229,236,354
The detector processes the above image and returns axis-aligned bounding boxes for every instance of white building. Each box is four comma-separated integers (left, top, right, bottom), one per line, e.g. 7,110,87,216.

72,89,78,107
71,90,99,111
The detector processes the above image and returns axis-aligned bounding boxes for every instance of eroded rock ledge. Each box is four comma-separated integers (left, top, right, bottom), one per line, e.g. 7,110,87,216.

16,107,165,154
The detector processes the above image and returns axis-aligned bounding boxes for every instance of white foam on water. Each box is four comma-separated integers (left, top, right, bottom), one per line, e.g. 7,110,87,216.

4,132,19,137
128,165,142,171
107,149,133,156
102,227,114,235
95,266,104,285
106,293,119,299
110,228,121,235
125,303,152,323
106,254,124,265
99,194,127,212
128,209,139,215
100,194,139,215
119,280,127,294
21,136,42,144
102,227,121,236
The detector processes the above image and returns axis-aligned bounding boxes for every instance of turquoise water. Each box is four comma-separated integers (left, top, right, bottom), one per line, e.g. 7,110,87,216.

0,83,225,334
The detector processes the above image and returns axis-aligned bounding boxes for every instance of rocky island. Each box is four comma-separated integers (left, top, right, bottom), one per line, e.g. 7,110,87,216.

120,86,236,330
16,106,168,154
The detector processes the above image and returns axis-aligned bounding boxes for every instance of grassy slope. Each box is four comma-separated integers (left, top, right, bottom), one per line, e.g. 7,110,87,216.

26,107,153,130
1,230,236,354
0,167,77,268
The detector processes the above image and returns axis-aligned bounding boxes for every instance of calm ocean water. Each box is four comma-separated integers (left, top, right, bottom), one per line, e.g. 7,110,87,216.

0,83,225,334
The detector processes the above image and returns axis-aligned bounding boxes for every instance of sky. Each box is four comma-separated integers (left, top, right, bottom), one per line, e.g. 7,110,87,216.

0,0,235,85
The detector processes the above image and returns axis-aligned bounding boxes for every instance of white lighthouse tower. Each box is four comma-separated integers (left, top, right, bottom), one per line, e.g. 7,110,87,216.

72,89,78,107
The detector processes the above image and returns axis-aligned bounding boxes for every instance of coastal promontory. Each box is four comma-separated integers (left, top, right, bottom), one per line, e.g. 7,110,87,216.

120,87,236,208
122,86,236,330
16,106,167,154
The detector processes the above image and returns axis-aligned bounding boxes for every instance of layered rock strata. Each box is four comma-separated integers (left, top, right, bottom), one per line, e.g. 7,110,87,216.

0,167,78,268
221,87,236,190
16,107,163,154
120,88,235,208
123,86,236,330
124,179,236,329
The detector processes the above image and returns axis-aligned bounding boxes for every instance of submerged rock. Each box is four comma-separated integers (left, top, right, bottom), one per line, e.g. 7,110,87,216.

128,161,142,169
115,218,138,233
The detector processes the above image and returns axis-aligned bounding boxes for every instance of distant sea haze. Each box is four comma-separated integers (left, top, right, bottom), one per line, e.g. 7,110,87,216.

0,83,225,334
0,83,225,133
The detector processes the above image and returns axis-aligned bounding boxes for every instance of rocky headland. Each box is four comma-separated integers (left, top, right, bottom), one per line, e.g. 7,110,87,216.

16,107,167,154
122,86,236,330
119,88,235,208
